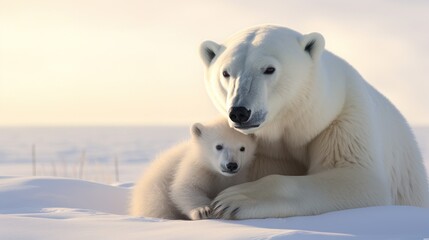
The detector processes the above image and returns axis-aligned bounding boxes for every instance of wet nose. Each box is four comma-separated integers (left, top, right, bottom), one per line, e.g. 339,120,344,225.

229,107,251,124
226,162,238,171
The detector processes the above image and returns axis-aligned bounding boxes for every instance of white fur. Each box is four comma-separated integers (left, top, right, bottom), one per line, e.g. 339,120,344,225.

129,119,256,220
200,25,429,219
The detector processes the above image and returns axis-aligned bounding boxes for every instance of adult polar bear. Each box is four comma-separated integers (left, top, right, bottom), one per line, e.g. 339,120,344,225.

200,25,429,219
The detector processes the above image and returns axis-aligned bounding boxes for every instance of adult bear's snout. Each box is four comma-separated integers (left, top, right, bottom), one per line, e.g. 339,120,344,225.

229,107,251,124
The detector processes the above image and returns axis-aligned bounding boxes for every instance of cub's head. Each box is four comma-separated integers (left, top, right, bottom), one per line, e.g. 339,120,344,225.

200,25,325,134
190,120,256,176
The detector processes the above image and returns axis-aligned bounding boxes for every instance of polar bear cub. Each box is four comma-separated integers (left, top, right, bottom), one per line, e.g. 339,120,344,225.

129,119,256,220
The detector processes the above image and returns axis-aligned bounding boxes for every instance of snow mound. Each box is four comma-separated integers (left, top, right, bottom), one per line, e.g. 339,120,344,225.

0,176,428,240
0,176,129,214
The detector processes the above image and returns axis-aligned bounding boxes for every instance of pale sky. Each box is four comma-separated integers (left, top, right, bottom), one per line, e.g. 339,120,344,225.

0,0,428,126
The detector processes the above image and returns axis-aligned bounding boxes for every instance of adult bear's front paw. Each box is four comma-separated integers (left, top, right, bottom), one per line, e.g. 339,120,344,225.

189,206,212,220
211,193,253,220
211,175,289,220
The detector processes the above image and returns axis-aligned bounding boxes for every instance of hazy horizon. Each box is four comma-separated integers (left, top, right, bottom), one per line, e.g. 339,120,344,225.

1,0,428,126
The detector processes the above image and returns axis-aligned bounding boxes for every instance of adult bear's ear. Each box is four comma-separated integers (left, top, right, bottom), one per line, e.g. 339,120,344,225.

191,123,204,138
300,32,325,60
200,40,221,67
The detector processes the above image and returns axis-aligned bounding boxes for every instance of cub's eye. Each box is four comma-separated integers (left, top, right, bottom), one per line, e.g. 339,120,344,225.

222,70,230,78
240,146,245,152
216,145,223,151
263,67,275,75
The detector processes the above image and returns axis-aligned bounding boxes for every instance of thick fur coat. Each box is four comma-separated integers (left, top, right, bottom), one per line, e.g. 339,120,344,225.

129,120,256,219
200,25,429,219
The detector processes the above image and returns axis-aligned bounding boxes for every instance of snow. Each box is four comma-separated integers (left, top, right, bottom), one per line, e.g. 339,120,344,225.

0,177,128,215
1,176,428,240
0,127,429,239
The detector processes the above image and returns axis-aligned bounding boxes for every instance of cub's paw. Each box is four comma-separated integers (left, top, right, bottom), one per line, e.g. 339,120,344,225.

189,206,212,220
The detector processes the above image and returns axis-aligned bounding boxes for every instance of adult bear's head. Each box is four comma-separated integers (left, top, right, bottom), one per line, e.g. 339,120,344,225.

200,25,325,135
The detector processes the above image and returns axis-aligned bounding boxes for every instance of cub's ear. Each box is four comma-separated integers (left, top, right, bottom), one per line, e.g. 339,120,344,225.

300,32,325,60
191,123,204,138
200,40,221,67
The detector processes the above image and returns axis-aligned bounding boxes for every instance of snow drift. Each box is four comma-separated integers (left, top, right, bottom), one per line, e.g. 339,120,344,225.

0,176,428,240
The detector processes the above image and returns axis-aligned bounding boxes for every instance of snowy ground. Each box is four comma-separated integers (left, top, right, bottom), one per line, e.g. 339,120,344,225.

0,126,429,239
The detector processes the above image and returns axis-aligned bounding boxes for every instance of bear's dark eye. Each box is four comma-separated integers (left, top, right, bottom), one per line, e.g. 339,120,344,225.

222,70,230,78
240,146,245,152
216,144,223,151
263,67,275,75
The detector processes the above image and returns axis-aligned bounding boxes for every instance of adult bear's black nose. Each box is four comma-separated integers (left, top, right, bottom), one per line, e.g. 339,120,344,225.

226,162,238,172
229,107,251,124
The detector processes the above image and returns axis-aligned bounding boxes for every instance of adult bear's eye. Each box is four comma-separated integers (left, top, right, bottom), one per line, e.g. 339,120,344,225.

240,146,245,152
222,70,230,78
216,144,223,150
263,67,275,75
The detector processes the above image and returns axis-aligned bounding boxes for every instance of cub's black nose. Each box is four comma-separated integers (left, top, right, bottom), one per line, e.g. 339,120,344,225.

226,162,238,172
229,107,251,124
